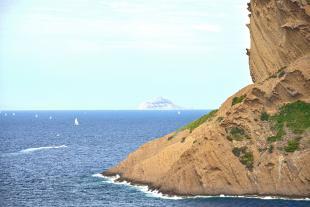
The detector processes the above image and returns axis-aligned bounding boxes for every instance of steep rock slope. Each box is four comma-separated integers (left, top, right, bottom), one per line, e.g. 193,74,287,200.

103,0,310,197
248,0,310,82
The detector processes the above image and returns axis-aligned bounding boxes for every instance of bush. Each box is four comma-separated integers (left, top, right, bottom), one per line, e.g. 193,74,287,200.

268,145,274,153
232,95,246,106
232,146,247,157
260,111,269,121
267,128,285,143
278,70,285,78
180,109,218,132
227,127,250,141
273,101,310,134
240,151,254,170
267,101,309,143
217,116,224,122
232,147,253,170
258,147,267,153
167,134,174,141
284,139,299,153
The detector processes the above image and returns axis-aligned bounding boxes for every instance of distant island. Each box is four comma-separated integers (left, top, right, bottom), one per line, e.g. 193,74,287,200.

138,97,182,110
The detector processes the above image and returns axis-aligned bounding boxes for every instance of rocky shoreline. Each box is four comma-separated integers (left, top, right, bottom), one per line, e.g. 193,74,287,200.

101,172,310,199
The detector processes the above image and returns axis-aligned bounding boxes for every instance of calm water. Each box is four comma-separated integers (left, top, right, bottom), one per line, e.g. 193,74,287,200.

0,110,308,207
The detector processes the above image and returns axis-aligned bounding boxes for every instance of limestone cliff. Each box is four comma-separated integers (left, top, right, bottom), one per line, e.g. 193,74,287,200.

103,0,310,198
248,0,310,82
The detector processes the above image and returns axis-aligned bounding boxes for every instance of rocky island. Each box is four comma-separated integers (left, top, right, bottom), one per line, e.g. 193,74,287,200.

103,0,310,198
138,97,181,110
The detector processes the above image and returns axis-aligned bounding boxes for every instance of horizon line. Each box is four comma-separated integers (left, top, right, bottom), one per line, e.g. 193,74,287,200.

0,108,213,111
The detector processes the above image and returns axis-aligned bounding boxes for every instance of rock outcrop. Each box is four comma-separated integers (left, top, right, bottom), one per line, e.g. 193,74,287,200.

103,0,310,198
248,0,310,82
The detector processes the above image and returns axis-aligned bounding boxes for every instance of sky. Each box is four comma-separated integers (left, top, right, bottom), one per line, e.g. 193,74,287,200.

0,0,251,110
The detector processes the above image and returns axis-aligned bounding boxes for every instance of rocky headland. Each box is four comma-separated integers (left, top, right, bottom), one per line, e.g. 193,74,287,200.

103,0,310,198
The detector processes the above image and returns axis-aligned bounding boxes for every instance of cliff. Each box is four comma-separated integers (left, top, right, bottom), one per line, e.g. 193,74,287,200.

103,0,310,198
248,0,310,82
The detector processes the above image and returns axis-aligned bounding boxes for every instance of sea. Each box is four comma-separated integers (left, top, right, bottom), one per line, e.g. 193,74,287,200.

0,110,309,207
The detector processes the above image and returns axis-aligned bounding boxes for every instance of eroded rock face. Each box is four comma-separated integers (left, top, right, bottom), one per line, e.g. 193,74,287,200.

103,0,310,197
248,0,310,82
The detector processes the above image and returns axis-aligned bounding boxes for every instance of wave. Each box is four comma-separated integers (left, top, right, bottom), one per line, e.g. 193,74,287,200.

19,145,68,153
2,145,68,156
92,173,182,200
92,174,310,201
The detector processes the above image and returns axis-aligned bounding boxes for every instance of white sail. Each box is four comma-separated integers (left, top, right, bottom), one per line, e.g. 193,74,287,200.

74,118,79,126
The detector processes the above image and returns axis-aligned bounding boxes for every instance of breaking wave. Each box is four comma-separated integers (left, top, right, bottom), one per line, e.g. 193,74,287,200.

92,174,310,201
92,173,182,200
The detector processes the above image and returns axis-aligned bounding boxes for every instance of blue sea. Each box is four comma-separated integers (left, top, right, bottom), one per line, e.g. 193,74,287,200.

0,110,309,207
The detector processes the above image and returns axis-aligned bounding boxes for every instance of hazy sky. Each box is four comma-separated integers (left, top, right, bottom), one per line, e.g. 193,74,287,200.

0,0,251,110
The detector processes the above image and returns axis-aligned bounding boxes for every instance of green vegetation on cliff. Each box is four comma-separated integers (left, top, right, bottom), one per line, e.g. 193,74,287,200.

260,111,270,121
284,138,300,153
267,101,310,143
232,147,254,170
232,95,246,106
180,109,218,132
227,127,250,141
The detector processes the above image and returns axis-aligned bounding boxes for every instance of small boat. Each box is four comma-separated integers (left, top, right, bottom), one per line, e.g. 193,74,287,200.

74,118,79,126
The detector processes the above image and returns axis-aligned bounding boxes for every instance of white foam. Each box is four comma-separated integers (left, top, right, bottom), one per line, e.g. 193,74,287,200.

93,174,310,201
19,145,67,154
190,194,310,201
92,173,182,200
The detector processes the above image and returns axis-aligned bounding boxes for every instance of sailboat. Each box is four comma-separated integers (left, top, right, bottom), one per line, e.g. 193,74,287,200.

74,118,79,126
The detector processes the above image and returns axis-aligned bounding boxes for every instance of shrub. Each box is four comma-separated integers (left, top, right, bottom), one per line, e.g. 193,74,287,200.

232,95,246,106
217,116,224,122
232,147,254,170
284,139,299,153
267,128,285,143
277,68,285,78
180,109,218,132
167,135,174,141
232,146,247,157
269,67,286,79
260,111,270,121
268,145,274,153
258,147,267,153
227,127,250,141
272,101,310,134
267,101,309,143
240,151,254,170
